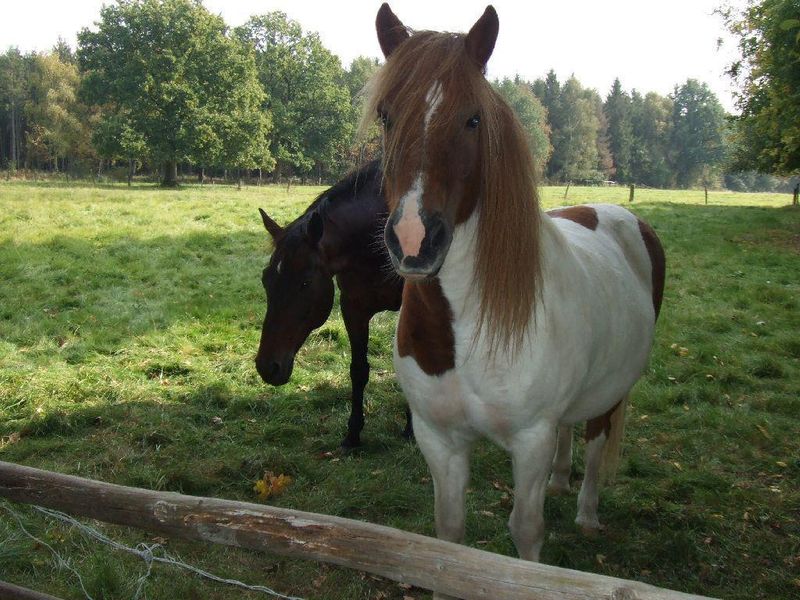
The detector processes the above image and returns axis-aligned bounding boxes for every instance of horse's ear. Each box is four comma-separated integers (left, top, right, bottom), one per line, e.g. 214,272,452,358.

376,3,409,58
465,5,499,70
306,211,324,245
259,208,283,239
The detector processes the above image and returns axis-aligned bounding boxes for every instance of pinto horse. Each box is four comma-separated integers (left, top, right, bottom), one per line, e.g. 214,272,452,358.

254,161,407,448
367,3,665,574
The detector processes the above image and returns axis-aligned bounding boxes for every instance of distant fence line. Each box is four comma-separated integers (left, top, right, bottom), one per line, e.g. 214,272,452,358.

0,461,715,600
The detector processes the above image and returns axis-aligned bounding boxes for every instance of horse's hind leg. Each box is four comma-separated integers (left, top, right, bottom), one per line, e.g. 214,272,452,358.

509,423,558,561
576,395,627,533
547,425,573,494
340,300,371,449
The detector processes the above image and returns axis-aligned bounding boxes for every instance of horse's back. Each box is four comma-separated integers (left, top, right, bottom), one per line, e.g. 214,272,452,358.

548,203,664,322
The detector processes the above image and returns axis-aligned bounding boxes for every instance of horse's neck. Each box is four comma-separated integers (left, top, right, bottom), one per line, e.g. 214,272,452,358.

438,207,565,319
319,199,386,276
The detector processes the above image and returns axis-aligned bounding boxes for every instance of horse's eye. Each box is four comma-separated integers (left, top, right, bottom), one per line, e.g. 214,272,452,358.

466,115,480,129
301,280,311,289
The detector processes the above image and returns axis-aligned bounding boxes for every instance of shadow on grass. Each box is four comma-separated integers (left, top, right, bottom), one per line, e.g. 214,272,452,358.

0,229,270,349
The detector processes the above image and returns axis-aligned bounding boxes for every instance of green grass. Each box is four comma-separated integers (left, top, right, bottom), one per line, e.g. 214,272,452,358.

1,180,798,600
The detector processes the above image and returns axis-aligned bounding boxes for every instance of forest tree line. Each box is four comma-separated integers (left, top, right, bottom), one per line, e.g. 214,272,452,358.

0,0,796,191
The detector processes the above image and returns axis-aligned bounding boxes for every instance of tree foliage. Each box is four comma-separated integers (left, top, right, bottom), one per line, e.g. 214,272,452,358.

721,0,800,174
78,0,271,186
629,91,674,188
535,74,607,183
25,52,93,170
670,79,728,188
494,77,552,176
604,78,634,182
236,12,351,180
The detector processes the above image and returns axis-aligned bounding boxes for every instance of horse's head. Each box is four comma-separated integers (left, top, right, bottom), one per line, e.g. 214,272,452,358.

367,4,542,355
368,3,499,280
255,208,335,385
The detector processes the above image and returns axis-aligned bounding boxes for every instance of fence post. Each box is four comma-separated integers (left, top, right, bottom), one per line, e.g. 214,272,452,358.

793,183,799,206
628,183,635,203
704,186,708,205
564,181,571,200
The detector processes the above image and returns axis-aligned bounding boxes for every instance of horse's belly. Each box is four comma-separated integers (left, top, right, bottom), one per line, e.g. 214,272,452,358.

393,340,550,447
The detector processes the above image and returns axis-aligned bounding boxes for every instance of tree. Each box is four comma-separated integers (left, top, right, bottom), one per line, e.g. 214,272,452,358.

24,52,92,172
342,56,380,100
629,91,674,188
670,79,727,188
236,12,352,181
92,114,148,184
587,88,614,181
720,0,800,174
494,77,551,176
549,76,603,183
338,56,383,173
0,48,28,170
604,78,634,182
78,0,271,186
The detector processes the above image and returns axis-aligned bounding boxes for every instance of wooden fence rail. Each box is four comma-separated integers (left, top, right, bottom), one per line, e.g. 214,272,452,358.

0,461,715,600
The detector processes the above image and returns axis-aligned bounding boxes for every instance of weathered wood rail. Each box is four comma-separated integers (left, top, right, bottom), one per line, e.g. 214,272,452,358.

0,461,716,600
0,580,63,600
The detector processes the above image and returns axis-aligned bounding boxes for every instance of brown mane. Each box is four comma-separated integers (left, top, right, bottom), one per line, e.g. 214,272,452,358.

360,30,542,355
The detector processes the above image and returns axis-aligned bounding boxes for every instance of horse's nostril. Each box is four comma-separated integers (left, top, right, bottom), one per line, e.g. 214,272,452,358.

430,218,447,249
268,361,281,379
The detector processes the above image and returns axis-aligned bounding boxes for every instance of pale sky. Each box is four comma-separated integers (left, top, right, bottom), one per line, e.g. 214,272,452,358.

1,0,744,112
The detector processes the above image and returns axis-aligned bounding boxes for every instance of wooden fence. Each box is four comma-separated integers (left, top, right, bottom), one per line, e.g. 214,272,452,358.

0,461,716,600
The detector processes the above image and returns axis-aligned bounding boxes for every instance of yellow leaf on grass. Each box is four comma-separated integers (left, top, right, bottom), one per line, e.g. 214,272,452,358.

254,472,293,500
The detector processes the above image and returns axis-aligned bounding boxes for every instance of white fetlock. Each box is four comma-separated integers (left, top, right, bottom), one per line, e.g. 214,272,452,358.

547,474,571,494
575,514,605,536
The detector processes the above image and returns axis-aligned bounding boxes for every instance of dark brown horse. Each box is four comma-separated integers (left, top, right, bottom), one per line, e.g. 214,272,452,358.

254,160,407,448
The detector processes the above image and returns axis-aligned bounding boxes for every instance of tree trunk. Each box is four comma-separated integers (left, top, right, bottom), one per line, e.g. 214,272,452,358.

128,158,134,187
9,99,17,171
198,167,205,184
793,183,799,207
258,167,262,186
161,159,178,187
237,167,242,190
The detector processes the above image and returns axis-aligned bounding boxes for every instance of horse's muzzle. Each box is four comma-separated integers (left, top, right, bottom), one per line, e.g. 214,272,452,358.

255,353,294,386
385,210,452,279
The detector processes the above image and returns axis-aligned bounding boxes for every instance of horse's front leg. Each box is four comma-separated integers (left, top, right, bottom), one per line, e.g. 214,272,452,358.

509,423,558,561
414,416,471,542
340,298,370,449
413,416,471,600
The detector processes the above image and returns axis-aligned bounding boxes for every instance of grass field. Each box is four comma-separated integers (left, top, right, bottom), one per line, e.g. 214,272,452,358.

0,180,798,600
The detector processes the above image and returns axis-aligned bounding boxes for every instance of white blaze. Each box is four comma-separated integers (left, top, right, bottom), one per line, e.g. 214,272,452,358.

392,81,443,260
424,81,443,132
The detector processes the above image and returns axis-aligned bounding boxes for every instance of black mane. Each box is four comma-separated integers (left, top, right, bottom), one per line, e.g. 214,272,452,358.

300,160,382,224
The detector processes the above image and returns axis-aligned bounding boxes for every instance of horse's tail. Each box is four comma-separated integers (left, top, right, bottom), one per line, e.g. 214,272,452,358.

600,393,628,484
